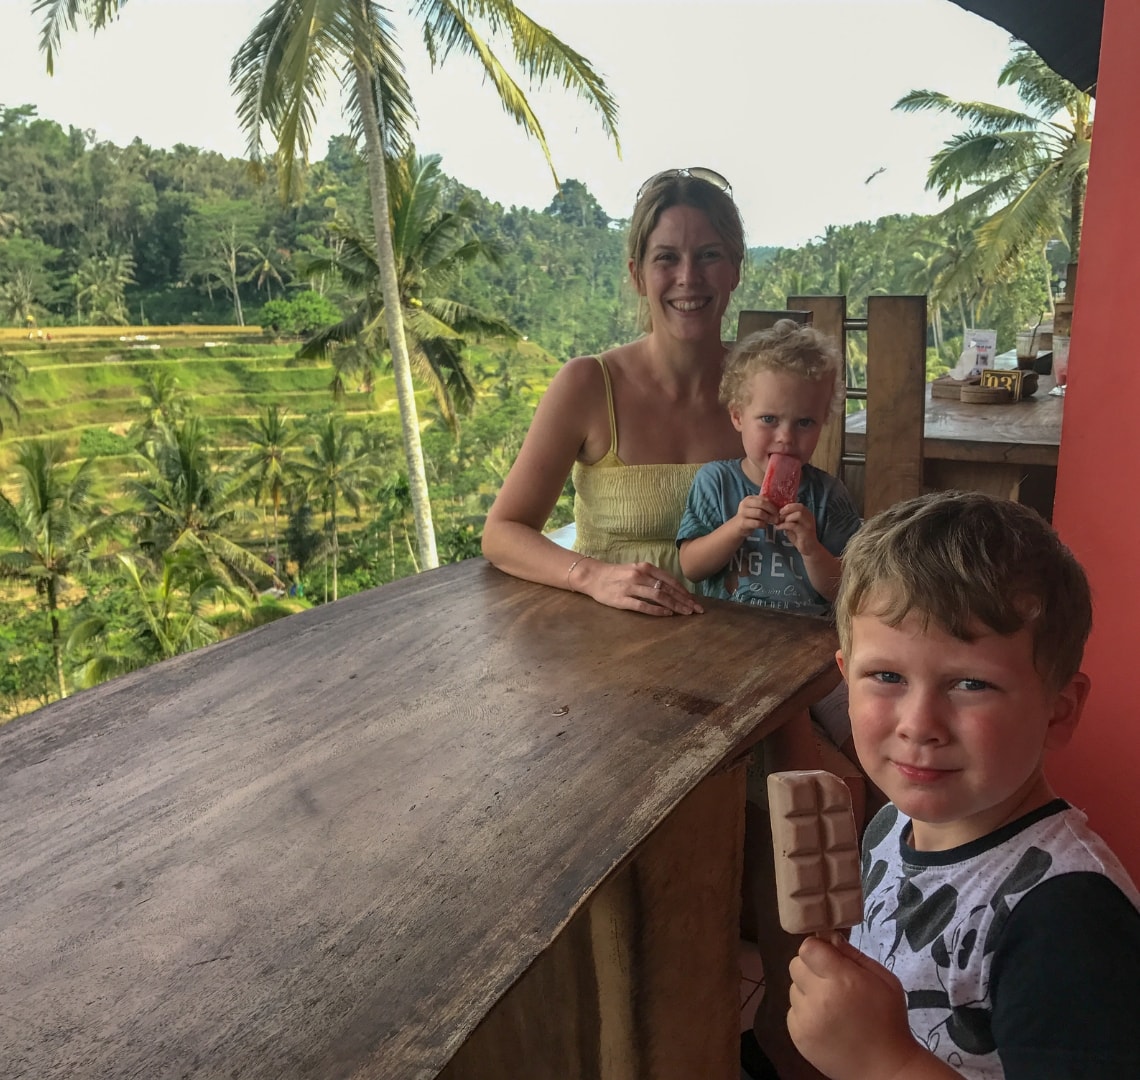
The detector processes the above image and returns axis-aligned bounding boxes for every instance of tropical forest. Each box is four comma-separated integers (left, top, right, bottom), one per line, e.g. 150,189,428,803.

0,17,1091,720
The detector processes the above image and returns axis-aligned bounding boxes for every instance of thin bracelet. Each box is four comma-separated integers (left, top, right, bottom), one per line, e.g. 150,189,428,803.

566,555,593,591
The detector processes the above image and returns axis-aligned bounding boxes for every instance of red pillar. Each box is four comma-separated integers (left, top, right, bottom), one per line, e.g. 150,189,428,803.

1048,0,1140,879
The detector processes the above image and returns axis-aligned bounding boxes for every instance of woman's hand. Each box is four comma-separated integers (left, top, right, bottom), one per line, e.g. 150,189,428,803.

788,934,957,1080
573,558,703,616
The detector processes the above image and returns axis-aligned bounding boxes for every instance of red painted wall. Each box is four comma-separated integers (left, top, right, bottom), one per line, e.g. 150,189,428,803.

1048,0,1140,880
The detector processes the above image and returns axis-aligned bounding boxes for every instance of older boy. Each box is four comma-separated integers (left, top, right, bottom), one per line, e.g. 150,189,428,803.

788,491,1140,1080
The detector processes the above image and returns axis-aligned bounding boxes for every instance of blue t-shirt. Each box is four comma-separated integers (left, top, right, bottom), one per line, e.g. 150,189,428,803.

676,458,861,614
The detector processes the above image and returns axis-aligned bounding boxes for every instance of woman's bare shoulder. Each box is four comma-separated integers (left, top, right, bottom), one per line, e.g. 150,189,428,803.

547,353,609,399
544,344,643,414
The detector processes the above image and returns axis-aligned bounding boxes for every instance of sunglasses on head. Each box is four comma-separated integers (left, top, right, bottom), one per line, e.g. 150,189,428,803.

637,167,732,201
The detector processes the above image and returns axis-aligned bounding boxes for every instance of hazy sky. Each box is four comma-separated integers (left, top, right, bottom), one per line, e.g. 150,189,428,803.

0,0,1024,248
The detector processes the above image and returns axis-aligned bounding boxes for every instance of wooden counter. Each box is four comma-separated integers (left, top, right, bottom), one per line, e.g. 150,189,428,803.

0,559,840,1079
846,376,1064,510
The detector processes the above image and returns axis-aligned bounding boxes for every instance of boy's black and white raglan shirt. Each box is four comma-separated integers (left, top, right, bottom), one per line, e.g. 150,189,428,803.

850,800,1140,1079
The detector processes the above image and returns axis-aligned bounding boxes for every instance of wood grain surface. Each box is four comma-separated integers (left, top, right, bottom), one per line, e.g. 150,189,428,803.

862,296,926,517
0,559,839,1079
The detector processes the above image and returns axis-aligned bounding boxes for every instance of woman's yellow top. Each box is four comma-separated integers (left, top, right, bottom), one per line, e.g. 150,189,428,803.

571,357,701,587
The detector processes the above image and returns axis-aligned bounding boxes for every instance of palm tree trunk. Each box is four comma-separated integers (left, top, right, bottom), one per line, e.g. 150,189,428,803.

47,581,67,701
330,489,339,602
272,499,280,584
1070,172,1086,259
403,524,420,574
354,62,439,570
228,250,245,327
1041,244,1056,316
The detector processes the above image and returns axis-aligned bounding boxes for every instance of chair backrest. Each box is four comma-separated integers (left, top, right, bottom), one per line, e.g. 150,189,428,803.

862,295,926,518
736,309,813,339
787,296,848,478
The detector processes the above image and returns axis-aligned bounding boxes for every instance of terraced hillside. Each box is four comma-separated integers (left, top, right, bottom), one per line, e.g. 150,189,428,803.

0,328,561,719
2,332,389,465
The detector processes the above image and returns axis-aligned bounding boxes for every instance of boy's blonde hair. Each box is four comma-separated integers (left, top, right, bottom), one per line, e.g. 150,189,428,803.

628,172,745,333
836,491,1092,690
719,320,846,420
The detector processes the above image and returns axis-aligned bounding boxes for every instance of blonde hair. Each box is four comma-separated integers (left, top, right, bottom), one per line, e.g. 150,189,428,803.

627,173,745,333
719,320,845,420
836,491,1093,690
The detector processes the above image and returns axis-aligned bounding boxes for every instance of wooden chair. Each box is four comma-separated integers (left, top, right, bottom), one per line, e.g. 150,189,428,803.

861,295,926,518
736,307,814,338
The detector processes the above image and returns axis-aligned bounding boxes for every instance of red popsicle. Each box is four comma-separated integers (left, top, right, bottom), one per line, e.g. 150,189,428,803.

761,452,802,509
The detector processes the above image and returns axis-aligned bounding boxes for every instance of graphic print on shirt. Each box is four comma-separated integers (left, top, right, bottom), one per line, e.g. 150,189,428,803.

723,537,809,607
859,806,1055,1073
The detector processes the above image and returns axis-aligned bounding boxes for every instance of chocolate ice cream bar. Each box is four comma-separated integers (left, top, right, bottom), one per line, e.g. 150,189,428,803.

767,770,863,935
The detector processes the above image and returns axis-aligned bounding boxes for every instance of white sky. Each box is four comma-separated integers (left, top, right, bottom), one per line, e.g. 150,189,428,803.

0,0,1023,248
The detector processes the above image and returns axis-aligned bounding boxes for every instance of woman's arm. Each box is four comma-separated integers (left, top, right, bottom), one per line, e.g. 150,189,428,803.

482,357,701,615
476,360,697,615
481,357,595,590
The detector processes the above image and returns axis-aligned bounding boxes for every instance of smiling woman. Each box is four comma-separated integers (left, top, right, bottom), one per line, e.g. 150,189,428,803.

481,169,748,615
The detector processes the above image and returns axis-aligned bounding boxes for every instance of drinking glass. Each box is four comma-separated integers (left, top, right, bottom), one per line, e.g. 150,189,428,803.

1015,329,1036,369
1053,335,1071,388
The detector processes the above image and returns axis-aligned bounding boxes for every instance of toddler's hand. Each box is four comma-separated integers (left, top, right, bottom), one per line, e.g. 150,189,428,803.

733,494,773,537
775,502,821,555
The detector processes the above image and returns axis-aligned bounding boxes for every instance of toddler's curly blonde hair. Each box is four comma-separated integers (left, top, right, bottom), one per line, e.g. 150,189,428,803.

719,319,845,420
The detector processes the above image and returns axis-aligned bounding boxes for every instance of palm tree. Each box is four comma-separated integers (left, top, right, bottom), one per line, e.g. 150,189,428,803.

129,418,274,595
295,415,375,602
1,270,43,328
229,0,619,571
0,438,109,700
376,471,417,578
69,550,250,688
239,405,301,577
895,43,1093,298
129,369,188,450
73,250,135,324
300,150,520,432
901,208,989,350
0,352,27,435
244,237,290,301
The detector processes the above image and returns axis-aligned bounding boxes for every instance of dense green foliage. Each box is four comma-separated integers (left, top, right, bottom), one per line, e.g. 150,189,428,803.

1,102,1062,363
0,333,562,718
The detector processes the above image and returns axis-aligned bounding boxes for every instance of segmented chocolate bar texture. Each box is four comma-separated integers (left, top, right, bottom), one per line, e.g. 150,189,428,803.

767,770,863,934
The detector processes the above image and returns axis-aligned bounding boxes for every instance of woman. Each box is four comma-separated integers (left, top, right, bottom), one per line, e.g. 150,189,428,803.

481,168,747,616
